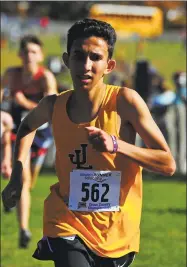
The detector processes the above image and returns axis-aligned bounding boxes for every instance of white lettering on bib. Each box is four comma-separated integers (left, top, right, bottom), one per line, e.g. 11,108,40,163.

68,170,121,212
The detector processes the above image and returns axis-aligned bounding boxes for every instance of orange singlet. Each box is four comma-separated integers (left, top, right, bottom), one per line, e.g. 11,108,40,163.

44,85,143,258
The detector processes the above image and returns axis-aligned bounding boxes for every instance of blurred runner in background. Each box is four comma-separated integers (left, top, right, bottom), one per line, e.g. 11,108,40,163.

1,35,58,248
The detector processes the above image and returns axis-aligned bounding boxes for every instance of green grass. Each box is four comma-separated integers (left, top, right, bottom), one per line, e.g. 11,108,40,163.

1,173,186,267
1,34,186,88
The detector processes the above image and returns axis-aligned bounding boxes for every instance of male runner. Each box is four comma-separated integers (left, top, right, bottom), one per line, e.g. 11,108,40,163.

1,35,58,248
2,19,176,266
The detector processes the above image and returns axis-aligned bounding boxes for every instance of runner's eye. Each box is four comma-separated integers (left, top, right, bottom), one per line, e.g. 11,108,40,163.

90,53,102,61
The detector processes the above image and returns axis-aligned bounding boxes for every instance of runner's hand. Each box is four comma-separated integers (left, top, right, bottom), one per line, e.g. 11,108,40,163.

1,159,12,179
85,126,115,153
1,161,23,209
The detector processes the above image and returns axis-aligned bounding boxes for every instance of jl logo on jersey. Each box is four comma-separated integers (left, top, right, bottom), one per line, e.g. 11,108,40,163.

69,144,93,169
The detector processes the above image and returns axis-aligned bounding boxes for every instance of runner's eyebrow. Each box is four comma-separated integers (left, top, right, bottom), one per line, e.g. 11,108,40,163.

73,49,103,56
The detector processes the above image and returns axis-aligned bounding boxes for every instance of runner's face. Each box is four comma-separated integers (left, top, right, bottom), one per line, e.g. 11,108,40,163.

65,36,113,91
19,43,43,66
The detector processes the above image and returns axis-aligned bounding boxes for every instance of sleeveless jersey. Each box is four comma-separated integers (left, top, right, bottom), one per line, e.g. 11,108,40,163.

44,84,143,258
11,66,47,133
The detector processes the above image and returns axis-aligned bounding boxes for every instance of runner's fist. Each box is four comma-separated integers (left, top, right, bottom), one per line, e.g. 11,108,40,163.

85,126,118,153
1,161,23,209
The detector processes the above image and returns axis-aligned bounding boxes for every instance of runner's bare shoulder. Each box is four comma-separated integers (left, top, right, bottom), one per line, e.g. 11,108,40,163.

117,87,140,118
42,94,58,121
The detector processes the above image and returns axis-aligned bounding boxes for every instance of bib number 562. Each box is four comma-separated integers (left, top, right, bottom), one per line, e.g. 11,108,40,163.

81,183,109,203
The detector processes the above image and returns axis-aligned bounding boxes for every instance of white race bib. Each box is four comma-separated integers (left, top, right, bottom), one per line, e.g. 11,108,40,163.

69,170,121,212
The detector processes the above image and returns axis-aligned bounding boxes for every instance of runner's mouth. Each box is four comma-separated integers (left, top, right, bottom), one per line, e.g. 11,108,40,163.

78,75,92,83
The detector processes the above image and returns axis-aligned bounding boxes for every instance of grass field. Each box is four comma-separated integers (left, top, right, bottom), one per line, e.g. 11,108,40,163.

1,34,186,88
1,172,186,267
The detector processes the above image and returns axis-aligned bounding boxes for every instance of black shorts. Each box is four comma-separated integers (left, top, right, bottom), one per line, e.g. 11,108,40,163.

32,236,136,267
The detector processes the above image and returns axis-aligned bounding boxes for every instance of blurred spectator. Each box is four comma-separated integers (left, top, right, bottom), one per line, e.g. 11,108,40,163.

148,75,175,143
148,75,176,108
166,72,186,174
173,71,186,105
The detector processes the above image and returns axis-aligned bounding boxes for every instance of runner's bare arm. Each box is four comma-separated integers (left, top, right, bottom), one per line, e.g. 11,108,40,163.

1,68,37,110
1,130,12,179
13,69,58,110
42,69,58,96
14,91,38,110
86,88,176,176
117,88,176,175
13,94,57,165
1,94,57,208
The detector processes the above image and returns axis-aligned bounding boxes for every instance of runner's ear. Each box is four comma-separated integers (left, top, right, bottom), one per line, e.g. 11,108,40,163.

104,59,116,75
62,53,69,68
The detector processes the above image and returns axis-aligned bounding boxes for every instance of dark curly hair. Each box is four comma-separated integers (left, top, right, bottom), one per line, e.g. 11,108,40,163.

19,35,43,51
67,18,117,59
